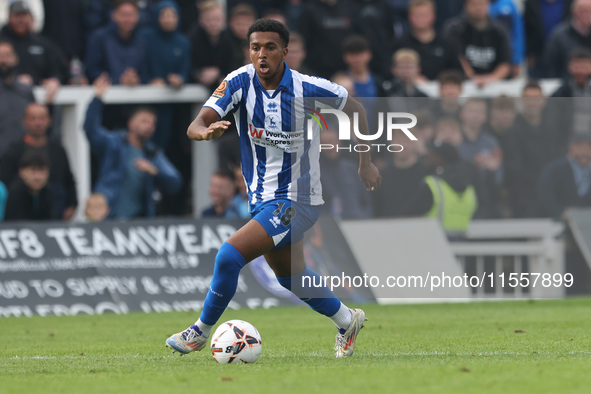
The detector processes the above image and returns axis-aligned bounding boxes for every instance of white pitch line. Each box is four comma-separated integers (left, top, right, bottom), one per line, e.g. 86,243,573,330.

6,351,591,361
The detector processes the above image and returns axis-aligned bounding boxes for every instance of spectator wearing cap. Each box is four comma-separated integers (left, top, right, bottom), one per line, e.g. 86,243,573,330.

393,0,463,81
4,150,53,221
543,0,591,79
402,142,478,236
539,133,591,218
85,0,148,86
0,39,34,155
0,0,64,99
0,0,44,32
443,0,512,87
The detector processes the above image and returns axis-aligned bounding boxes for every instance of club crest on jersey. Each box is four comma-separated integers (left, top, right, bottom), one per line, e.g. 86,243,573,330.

265,114,281,131
212,81,227,99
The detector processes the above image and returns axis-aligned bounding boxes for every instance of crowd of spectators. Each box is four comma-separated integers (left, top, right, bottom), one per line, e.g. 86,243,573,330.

0,0,590,224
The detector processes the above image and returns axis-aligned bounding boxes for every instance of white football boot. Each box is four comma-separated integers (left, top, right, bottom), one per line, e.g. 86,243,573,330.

166,326,208,355
334,308,367,358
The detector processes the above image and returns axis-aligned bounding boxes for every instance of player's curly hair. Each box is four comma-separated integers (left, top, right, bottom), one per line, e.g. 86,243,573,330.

247,18,290,48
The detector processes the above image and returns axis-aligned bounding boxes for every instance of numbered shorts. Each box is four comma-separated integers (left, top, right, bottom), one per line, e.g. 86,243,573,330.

250,199,321,250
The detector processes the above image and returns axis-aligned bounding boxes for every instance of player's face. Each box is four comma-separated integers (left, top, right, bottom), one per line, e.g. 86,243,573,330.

249,32,287,83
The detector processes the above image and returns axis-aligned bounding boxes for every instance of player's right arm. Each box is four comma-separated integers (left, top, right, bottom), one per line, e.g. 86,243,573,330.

187,107,231,141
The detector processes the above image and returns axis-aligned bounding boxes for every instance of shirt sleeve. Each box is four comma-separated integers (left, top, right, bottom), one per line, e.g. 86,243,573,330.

302,75,349,111
203,68,249,118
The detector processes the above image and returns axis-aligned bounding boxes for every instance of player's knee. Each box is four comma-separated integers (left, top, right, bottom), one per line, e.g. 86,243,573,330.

214,242,246,275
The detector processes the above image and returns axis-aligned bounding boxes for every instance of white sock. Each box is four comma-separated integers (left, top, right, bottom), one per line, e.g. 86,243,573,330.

329,303,352,330
194,318,213,337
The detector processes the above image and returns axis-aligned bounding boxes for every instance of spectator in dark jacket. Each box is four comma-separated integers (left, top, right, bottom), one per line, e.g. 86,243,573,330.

0,103,77,221
85,0,148,85
523,0,574,77
41,0,86,69
188,0,234,90
298,0,355,78
4,150,53,221
443,0,512,87
142,0,191,149
394,0,463,81
349,0,395,79
227,3,257,69
320,128,372,219
539,133,591,218
543,0,591,79
505,81,558,218
0,39,35,156
0,1,63,100
143,1,191,85
551,48,591,144
84,74,182,219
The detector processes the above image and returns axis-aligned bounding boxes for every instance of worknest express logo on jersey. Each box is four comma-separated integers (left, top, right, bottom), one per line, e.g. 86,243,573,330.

304,107,418,153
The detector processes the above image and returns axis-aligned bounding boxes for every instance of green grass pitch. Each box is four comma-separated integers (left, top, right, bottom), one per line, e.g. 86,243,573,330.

1,299,591,394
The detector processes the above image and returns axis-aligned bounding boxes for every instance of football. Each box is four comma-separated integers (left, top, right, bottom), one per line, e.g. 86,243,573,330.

210,320,262,364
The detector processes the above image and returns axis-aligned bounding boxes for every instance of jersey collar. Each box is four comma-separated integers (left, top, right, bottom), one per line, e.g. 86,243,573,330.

253,62,292,99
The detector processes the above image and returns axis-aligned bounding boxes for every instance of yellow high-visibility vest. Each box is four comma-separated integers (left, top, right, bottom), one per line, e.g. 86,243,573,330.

425,175,477,233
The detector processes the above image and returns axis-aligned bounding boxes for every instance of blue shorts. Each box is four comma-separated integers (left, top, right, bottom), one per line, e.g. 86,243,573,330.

250,199,321,250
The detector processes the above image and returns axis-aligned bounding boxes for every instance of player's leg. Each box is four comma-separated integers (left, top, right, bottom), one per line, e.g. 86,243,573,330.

264,239,367,358
165,219,275,354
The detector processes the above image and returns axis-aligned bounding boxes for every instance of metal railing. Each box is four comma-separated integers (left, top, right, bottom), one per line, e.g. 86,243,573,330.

450,220,565,298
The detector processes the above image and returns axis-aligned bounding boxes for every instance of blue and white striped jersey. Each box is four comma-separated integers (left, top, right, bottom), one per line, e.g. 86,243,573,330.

204,63,348,206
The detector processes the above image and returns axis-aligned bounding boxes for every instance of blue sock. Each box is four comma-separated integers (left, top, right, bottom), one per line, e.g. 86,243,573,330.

199,242,246,326
276,267,341,317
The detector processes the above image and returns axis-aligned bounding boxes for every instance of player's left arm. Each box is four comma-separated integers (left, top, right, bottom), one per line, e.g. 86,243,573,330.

343,97,382,191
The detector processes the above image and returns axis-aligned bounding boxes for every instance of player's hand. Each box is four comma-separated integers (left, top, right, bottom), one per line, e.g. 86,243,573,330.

359,162,382,191
200,120,231,141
